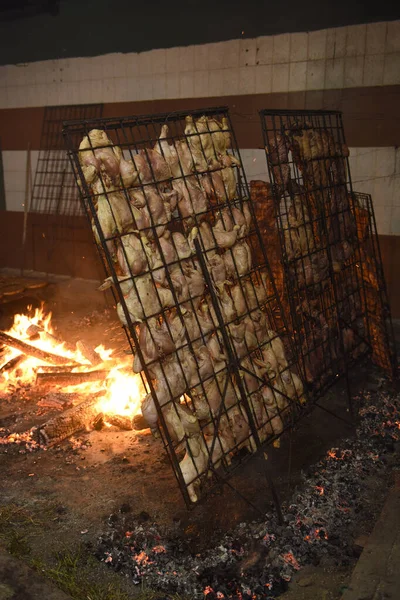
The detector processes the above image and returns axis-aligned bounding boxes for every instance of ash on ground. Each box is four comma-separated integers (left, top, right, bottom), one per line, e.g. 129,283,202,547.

95,372,400,599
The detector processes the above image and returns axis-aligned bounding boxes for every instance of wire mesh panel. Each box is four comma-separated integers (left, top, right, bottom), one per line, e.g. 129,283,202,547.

353,192,397,377
30,104,103,217
260,109,371,398
63,107,307,507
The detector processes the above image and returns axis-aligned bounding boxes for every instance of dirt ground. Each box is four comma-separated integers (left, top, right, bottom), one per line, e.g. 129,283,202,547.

0,276,395,599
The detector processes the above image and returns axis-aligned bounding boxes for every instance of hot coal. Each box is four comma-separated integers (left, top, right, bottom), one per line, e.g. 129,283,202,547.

95,373,400,599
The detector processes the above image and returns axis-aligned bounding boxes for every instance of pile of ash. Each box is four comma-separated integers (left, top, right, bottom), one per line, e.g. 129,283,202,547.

95,384,400,599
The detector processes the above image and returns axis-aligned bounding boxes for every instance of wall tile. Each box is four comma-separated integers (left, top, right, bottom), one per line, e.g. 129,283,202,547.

289,61,307,91
126,53,139,77
112,54,126,78
392,174,400,207
208,42,225,70
395,148,400,177
100,55,115,80
194,70,209,97
239,65,256,94
256,65,272,93
325,57,344,89
366,22,387,55
179,45,194,72
86,56,104,80
354,148,377,180
308,29,327,60
374,204,392,235
346,24,366,56
271,62,289,92
363,54,384,86
166,47,179,73
256,36,273,65
290,32,308,62
383,53,400,85
0,87,6,108
137,75,153,100
0,66,7,87
376,147,395,177
152,73,166,99
152,49,166,74
344,56,364,87
239,38,256,66
114,77,128,102
165,72,179,98
102,78,116,103
391,206,400,235
138,51,153,76
194,44,209,71
126,77,139,101
327,26,347,59
386,20,400,53
208,69,224,96
3,151,27,172
222,39,240,68
223,67,239,95
272,33,290,63
306,59,325,90
179,71,194,98
5,190,25,212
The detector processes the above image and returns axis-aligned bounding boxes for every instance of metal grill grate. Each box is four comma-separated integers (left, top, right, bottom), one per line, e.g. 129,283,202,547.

64,107,307,510
353,191,397,377
30,104,103,217
260,109,372,400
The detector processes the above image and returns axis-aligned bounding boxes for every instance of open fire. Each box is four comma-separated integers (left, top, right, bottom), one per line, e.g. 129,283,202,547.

0,305,146,442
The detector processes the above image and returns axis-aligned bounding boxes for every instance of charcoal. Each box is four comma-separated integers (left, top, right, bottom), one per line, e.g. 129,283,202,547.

92,382,399,599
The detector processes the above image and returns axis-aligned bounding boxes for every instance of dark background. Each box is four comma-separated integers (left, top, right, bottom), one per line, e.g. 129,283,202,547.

0,0,399,65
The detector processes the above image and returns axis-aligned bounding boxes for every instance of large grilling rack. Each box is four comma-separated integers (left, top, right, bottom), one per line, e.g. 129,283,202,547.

352,191,397,378
63,107,307,512
30,104,103,217
260,109,372,405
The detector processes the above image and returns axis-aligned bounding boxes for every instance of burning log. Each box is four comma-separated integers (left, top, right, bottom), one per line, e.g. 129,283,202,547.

0,354,25,375
35,395,103,446
25,323,76,352
36,369,109,389
106,414,133,430
35,365,77,373
0,330,80,366
76,340,102,366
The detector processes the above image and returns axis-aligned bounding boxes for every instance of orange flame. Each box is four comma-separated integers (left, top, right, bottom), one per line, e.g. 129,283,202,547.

0,305,145,420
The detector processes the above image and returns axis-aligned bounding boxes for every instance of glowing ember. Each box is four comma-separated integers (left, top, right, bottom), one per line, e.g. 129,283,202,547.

0,305,145,421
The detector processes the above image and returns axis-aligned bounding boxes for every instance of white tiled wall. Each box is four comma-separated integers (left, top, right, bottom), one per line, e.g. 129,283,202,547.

4,146,398,236
0,20,399,109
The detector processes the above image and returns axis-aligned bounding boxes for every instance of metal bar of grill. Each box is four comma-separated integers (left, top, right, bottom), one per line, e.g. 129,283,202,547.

259,109,372,400
63,106,307,508
352,191,397,378
30,104,103,217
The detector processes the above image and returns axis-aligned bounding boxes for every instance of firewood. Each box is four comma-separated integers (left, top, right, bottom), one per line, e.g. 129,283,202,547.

35,396,103,446
25,324,76,352
76,340,102,366
0,354,25,375
0,330,81,366
35,365,76,373
35,369,109,388
106,414,133,430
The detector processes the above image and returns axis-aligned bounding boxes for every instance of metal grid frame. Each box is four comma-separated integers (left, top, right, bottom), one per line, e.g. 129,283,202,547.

260,109,372,402
63,106,307,510
30,104,103,217
353,191,397,377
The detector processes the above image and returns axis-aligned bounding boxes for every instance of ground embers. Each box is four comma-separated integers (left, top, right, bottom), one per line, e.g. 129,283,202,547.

95,386,400,599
